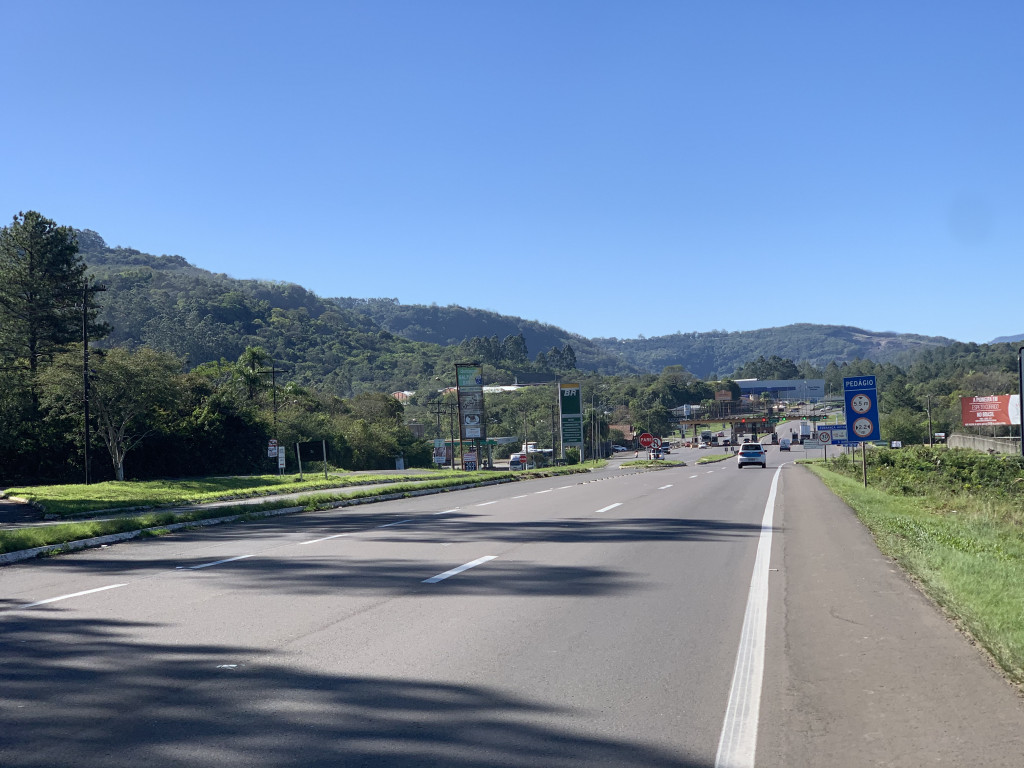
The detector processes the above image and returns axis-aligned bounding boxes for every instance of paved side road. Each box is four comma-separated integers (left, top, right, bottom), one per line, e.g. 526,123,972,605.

758,466,1024,766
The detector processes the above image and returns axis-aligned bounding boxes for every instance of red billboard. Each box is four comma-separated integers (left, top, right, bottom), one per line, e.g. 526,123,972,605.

960,395,1020,426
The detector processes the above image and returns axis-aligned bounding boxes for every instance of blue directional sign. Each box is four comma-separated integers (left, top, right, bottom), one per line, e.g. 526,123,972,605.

843,376,880,442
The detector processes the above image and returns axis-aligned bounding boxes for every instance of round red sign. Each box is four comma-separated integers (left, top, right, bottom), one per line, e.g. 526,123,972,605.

638,432,655,447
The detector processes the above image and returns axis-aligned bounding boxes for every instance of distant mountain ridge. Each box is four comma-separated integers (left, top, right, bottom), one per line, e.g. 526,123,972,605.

333,297,959,378
989,333,1024,345
75,228,971,382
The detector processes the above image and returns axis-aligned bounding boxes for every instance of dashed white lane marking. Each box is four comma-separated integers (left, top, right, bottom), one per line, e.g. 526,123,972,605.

299,533,349,545
690,475,699,478
186,555,253,570
659,484,673,490
434,508,460,515
557,485,574,490
377,519,414,528
18,583,128,610
715,466,782,768
512,495,528,499
475,501,498,507
422,556,498,584
534,489,553,494
705,470,715,474
594,503,622,514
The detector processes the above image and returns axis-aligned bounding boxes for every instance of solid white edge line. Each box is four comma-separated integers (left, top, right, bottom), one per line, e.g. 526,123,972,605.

422,555,497,584
594,503,622,514
188,554,253,570
299,533,349,545
19,583,128,609
714,466,782,768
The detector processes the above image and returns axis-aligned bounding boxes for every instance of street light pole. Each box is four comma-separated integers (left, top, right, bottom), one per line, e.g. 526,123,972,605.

83,283,91,486
925,394,933,447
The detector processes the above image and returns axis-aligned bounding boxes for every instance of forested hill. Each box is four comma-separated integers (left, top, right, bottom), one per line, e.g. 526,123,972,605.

77,230,456,396
590,325,957,379
78,228,962,386
329,297,632,375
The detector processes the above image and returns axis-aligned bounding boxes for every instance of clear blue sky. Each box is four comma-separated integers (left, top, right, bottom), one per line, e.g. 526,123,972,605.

4,2,1021,344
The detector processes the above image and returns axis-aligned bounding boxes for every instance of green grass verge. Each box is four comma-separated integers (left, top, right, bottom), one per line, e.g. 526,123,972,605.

807,460,1024,685
0,466,592,556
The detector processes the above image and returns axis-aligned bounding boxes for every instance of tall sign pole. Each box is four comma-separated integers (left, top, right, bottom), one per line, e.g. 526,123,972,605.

455,363,485,471
558,382,584,460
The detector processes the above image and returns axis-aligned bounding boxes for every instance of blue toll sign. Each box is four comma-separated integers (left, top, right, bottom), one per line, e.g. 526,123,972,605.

843,376,880,442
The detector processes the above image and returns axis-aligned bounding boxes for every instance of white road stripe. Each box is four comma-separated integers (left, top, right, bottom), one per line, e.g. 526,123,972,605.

594,503,622,514
715,466,781,768
475,501,498,507
557,485,574,490
512,495,528,499
534,489,553,495
299,533,349,545
187,554,253,570
18,583,127,610
434,508,460,515
422,556,497,584
690,475,699,478
659,484,673,490
377,519,413,527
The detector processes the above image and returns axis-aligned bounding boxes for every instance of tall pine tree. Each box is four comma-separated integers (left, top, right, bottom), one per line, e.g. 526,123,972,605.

0,211,107,376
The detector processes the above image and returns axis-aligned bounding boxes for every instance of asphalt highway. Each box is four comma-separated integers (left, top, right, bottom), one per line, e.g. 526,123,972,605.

3,451,1024,767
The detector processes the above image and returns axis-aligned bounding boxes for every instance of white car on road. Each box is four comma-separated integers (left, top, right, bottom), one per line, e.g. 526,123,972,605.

736,442,767,469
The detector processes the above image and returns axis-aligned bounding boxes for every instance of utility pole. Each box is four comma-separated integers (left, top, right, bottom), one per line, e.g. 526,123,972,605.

268,360,287,474
925,394,933,447
82,279,106,485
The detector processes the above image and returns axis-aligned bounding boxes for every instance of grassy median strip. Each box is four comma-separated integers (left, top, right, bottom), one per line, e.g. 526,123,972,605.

697,452,734,465
4,472,457,517
806,447,1024,686
0,466,592,556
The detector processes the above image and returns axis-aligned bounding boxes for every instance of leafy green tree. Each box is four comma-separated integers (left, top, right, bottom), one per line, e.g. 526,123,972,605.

882,408,927,445
41,348,183,480
236,346,270,400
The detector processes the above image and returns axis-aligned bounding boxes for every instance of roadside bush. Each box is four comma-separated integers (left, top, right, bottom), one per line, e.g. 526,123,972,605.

823,445,1024,506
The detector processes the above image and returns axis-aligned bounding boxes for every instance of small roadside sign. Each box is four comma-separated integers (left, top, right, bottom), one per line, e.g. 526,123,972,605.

652,437,663,448
277,450,286,469
268,439,278,458
817,431,831,444
818,424,848,442
638,433,655,448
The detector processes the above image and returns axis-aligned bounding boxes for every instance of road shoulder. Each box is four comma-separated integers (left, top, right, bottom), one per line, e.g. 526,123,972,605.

758,464,1024,767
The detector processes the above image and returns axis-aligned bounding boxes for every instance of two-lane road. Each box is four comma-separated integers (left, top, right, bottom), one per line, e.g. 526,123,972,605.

1,463,776,767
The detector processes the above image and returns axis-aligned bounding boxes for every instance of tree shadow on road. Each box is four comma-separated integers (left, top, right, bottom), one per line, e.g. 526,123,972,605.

0,613,715,768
